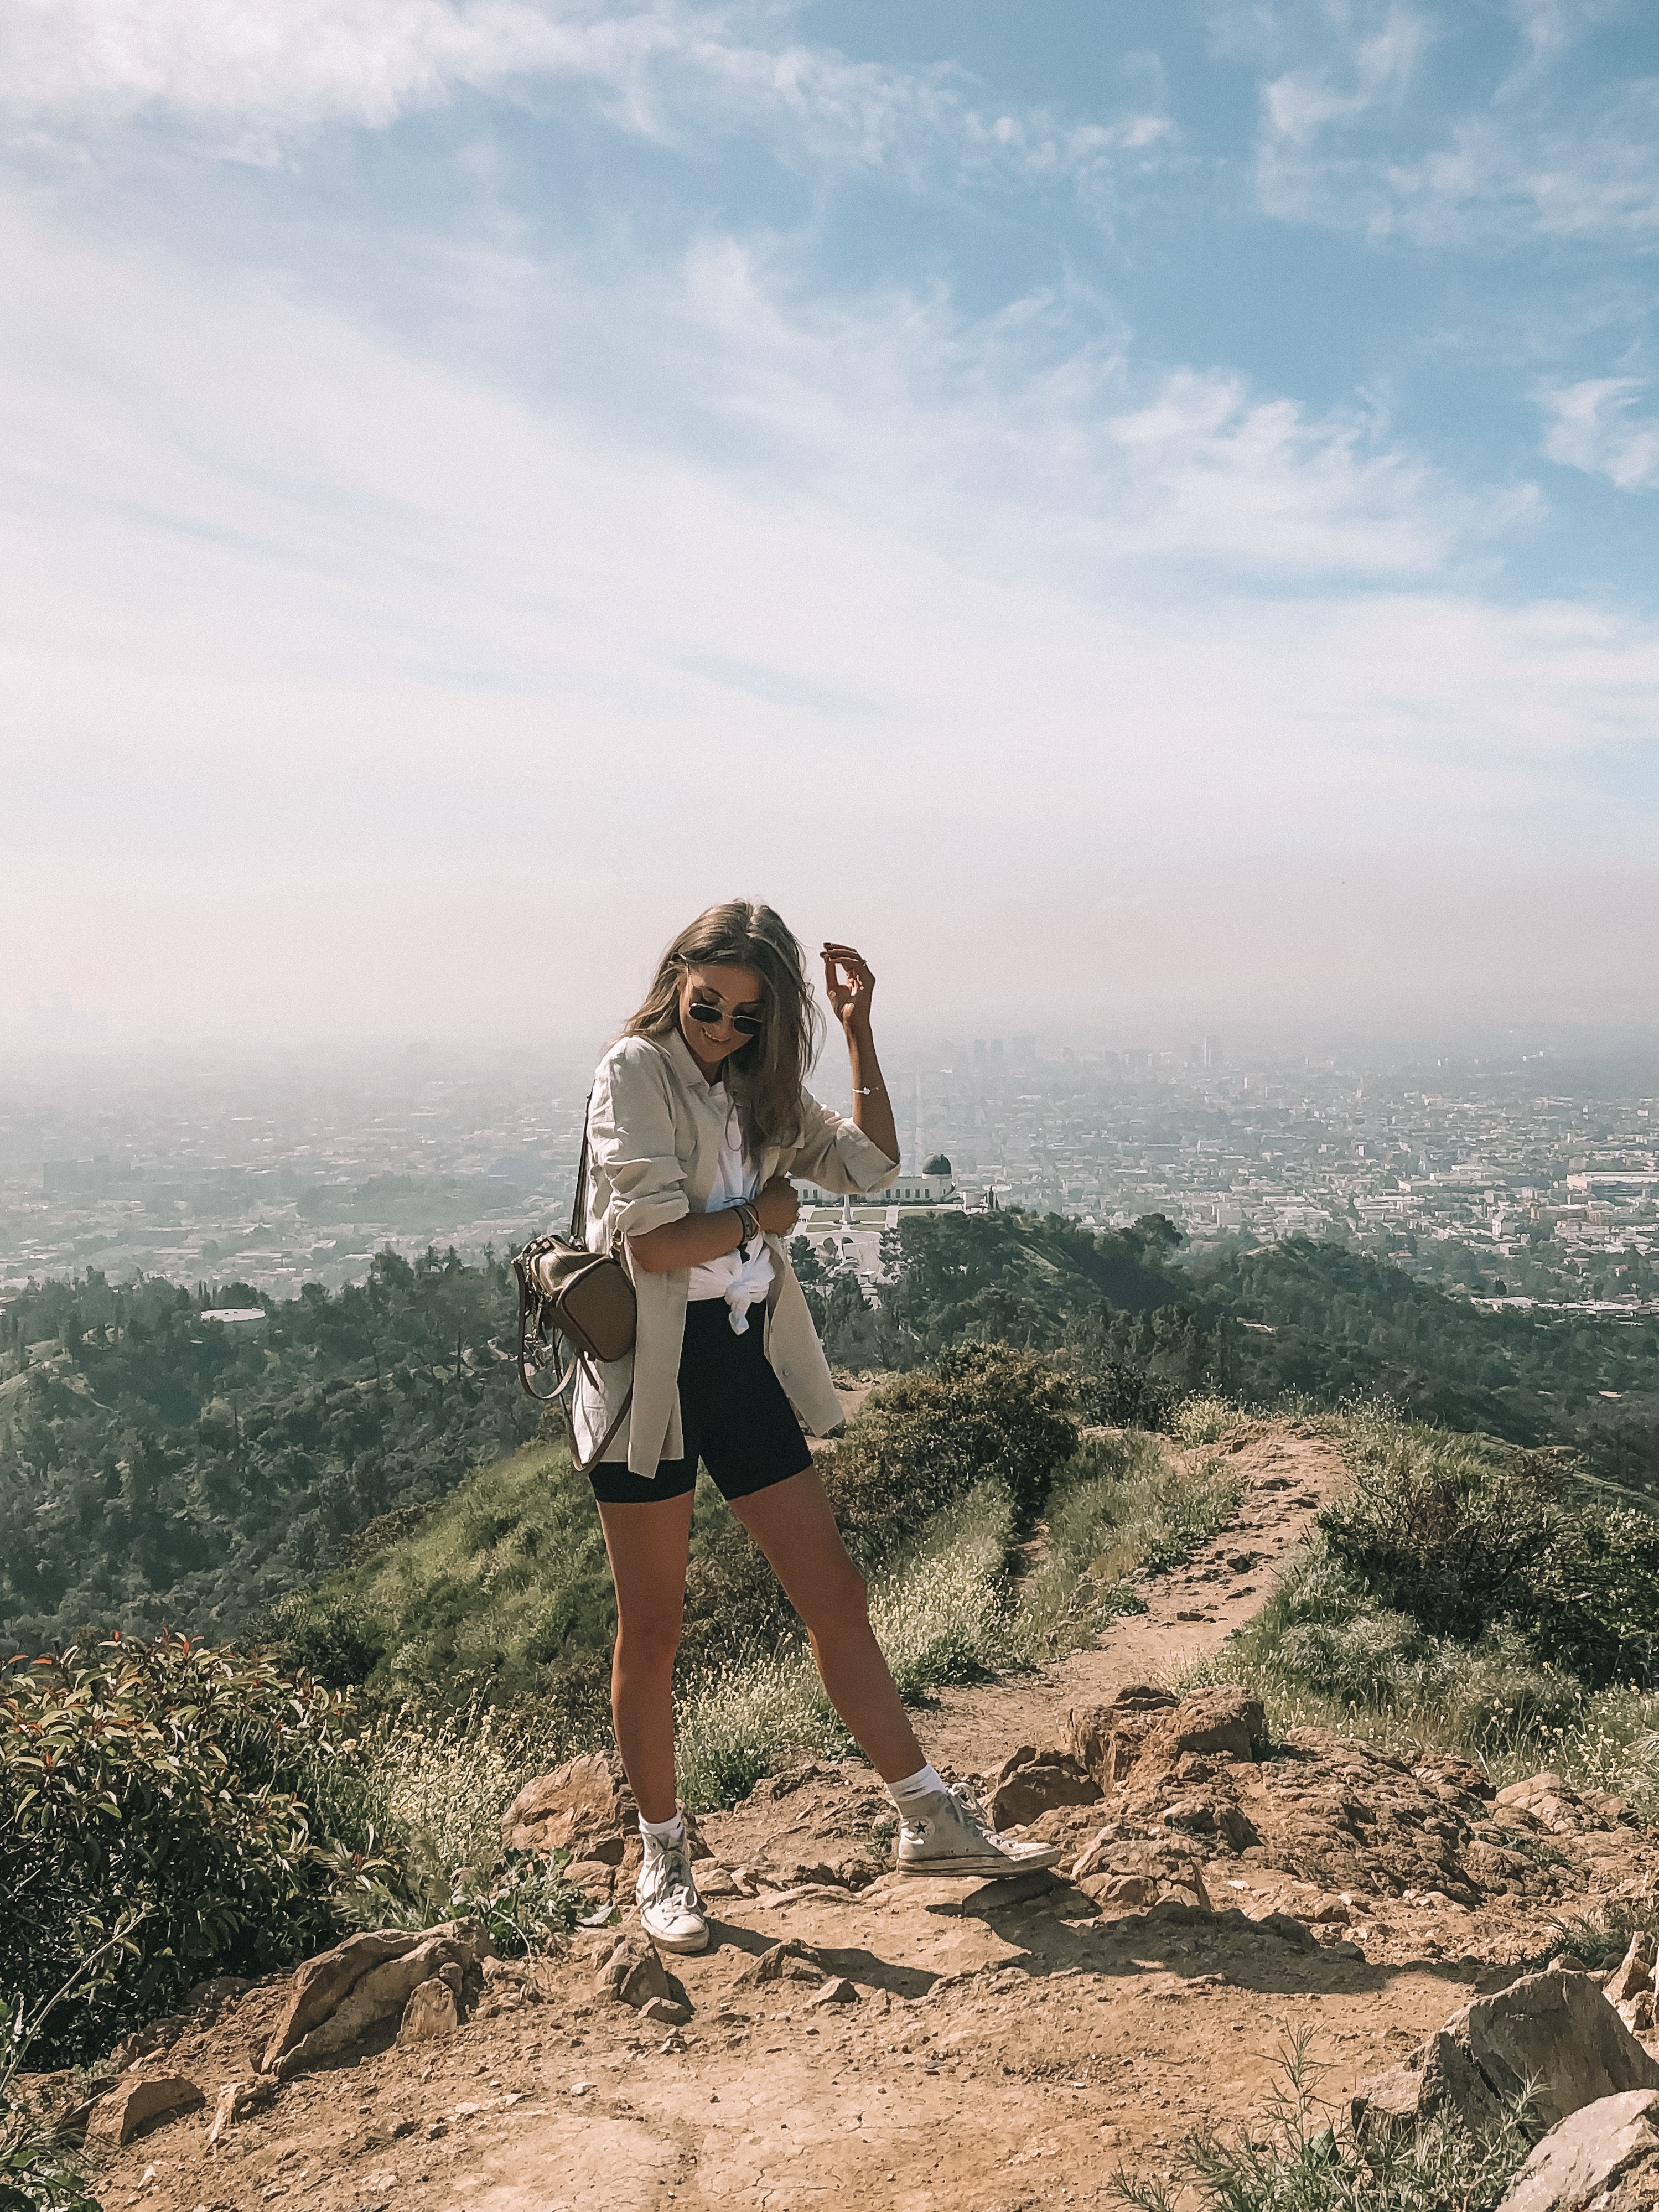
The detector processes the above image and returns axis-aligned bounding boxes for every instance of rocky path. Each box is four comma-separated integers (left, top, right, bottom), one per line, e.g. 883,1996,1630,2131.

919,1421,1346,1772
72,1419,1659,2212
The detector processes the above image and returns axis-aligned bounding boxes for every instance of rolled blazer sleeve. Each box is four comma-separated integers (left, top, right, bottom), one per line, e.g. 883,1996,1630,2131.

785,1087,899,1196
590,1040,692,1240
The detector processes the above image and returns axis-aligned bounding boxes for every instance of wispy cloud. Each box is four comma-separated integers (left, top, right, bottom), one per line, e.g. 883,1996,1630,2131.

1540,377,1659,490
0,0,1173,204
1239,0,1659,246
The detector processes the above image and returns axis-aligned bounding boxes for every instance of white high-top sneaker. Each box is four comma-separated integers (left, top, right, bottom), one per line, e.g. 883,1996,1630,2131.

895,1784,1064,1878
636,1832,709,1952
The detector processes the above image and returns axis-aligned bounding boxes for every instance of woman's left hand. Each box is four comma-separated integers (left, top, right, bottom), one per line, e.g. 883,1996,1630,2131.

822,943,875,1037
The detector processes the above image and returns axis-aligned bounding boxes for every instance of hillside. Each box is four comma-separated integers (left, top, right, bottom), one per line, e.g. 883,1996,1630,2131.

0,1252,536,1650
25,1411,1659,2212
4,1210,1656,1661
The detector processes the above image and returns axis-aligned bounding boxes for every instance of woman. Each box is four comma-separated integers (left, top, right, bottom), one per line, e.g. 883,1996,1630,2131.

575,900,1060,1953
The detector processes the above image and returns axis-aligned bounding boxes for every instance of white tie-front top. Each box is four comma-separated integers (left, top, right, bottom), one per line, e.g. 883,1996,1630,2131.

685,1084,775,1332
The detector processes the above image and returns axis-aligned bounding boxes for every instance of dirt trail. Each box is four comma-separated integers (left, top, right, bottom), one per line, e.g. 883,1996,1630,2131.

920,1423,1345,1771
76,1420,1659,2212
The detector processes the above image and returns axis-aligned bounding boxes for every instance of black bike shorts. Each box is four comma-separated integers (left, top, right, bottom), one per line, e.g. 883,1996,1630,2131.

585,1296,814,1507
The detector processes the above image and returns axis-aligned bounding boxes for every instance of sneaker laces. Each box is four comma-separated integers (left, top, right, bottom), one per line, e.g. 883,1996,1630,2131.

641,1836,698,1913
945,1784,997,1847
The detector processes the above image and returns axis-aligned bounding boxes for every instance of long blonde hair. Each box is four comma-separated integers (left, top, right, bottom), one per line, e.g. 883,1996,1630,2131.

624,902,822,1152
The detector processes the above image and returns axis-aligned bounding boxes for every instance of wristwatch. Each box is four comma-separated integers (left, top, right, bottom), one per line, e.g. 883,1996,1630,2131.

733,1199,761,1256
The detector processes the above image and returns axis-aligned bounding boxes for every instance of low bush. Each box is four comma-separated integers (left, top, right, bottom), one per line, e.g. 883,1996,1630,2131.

0,1635,408,2070
1320,1412,1659,1691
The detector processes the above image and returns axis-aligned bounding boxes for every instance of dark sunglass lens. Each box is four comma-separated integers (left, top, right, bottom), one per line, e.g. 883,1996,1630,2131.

686,1002,720,1024
732,1014,764,1036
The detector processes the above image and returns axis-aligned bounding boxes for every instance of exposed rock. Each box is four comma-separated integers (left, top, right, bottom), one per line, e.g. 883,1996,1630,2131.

1066,1686,1176,1788
206,2084,238,2148
595,1934,673,2009
1605,1934,1655,2007
85,2075,205,2147
1498,2090,1659,2212
1256,1911,1319,1951
639,1996,693,2027
399,1980,460,2044
984,1753,1102,1832
261,1929,425,2073
264,1924,484,2079
502,1750,636,1858
1076,1840,1212,1914
1353,1970,1659,2140
733,1941,826,1991
1136,1686,1268,1768
808,1977,860,2007
1495,1772,1606,1837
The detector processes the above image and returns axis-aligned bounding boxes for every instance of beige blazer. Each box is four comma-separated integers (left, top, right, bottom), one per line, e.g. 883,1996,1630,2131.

571,1029,899,1475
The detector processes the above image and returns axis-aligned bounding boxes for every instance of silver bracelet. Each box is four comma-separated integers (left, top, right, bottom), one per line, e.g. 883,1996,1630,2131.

852,1085,884,1096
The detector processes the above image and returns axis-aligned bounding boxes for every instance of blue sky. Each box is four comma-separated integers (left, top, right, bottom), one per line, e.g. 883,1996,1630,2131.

2,0,1656,1045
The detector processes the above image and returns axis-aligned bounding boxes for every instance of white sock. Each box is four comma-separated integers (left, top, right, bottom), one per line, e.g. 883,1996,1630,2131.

639,1811,686,1845
886,1763,945,1809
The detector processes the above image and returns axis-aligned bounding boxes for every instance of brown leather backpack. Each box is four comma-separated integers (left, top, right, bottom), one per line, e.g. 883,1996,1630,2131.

512,1107,636,1470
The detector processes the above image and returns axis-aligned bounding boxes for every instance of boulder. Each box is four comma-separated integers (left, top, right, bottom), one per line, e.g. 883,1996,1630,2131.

638,1995,692,2027
595,1934,673,2009
984,1754,1102,1832
503,1750,636,1857
1353,1971,1659,2140
733,1941,826,1991
1494,1772,1603,1837
85,2076,205,2147
1498,2090,1659,2212
261,1929,424,2073
1136,1686,1268,1768
808,1977,860,2007
398,1980,460,2044
262,1922,484,2078
272,1934,473,2079
1075,1840,1211,1915
1066,1687,1176,1787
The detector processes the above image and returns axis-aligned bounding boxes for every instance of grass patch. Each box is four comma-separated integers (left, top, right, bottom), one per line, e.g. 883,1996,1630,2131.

1178,1406,1659,1820
1018,1433,1245,1657
1109,2032,1533,2212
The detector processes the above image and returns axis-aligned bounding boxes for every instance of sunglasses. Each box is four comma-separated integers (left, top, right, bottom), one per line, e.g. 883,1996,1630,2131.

686,999,764,1038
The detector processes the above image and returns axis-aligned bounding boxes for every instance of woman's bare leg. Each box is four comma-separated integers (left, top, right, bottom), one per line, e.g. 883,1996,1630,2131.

730,1468,925,1783
596,1493,696,1823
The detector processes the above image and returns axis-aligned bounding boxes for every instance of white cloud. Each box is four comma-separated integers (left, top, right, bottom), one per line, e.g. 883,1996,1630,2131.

1262,4,1433,147
1245,0,1659,246
1,187,1654,1038
1540,377,1659,490
0,0,1173,204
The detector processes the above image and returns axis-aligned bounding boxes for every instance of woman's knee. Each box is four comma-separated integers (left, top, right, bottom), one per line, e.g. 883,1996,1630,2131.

798,1560,870,1639
614,1614,683,1678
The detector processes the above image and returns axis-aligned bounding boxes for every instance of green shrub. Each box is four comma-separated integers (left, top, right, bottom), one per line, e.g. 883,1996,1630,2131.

1321,1416,1659,1690
1320,1426,1567,1640
0,1635,406,2069
824,1341,1079,1567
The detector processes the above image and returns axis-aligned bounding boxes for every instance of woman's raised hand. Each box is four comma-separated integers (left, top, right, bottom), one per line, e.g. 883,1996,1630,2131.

822,943,875,1037
754,1176,801,1237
